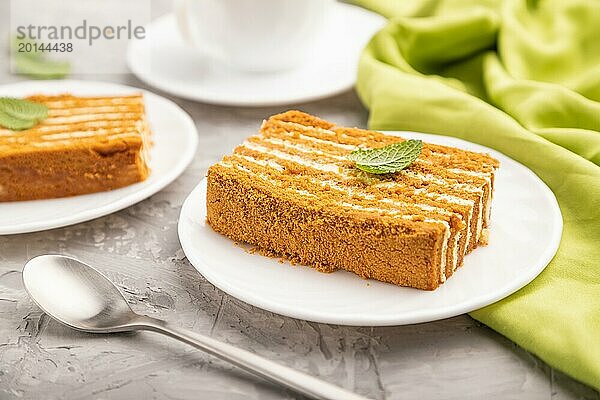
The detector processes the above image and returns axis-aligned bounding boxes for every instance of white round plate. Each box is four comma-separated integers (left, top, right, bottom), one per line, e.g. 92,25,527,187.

178,133,562,325
0,80,198,235
127,4,385,106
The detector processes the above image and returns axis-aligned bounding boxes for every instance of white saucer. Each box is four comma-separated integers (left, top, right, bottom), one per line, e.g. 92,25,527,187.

178,132,562,326
0,80,198,235
127,4,385,106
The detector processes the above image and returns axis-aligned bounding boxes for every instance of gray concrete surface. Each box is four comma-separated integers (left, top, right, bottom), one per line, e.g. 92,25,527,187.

0,1,598,399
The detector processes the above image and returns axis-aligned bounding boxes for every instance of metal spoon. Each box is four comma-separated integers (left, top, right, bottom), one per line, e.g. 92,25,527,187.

23,255,369,400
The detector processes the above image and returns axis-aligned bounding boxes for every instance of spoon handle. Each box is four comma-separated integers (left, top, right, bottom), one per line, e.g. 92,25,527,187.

134,315,370,400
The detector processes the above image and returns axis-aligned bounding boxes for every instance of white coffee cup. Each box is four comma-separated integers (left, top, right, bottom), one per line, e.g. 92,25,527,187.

175,0,334,72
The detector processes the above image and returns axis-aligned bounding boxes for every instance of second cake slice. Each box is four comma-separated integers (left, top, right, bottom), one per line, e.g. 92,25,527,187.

0,94,151,202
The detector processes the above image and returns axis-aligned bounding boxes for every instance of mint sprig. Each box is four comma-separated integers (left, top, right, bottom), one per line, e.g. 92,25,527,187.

12,37,71,80
0,98,48,120
347,139,423,174
13,55,71,80
0,98,49,131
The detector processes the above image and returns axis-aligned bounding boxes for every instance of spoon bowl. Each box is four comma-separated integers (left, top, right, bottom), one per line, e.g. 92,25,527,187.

23,255,137,332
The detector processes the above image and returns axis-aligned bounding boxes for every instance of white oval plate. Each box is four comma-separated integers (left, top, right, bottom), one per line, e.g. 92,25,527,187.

127,4,385,106
178,133,562,326
0,80,198,235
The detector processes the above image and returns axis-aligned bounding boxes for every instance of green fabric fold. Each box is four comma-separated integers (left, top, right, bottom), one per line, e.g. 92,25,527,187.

353,0,600,390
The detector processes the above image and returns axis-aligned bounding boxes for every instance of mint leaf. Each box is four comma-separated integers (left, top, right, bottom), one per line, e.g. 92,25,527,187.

347,139,423,175
12,37,71,80
0,109,38,130
0,98,49,131
14,54,71,80
0,98,48,120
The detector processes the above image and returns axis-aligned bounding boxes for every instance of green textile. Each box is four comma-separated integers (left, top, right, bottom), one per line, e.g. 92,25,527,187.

353,0,600,390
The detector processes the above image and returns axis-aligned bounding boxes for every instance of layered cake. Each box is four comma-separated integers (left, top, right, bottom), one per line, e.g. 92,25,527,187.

0,94,151,201
206,111,499,290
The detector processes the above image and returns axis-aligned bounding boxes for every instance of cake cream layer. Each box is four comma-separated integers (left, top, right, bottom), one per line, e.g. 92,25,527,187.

262,117,497,227
206,110,499,290
0,94,151,201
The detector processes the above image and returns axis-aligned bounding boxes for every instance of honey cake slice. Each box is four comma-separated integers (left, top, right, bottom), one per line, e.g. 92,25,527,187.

206,111,499,290
0,94,151,201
